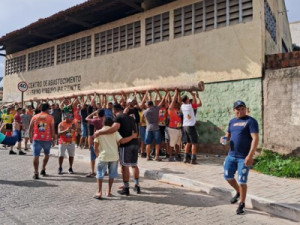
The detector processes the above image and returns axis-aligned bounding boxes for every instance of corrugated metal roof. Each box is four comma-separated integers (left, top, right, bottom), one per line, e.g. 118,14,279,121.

0,0,144,54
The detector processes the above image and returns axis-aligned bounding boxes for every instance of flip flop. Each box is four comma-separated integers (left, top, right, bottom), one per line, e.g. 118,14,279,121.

93,195,102,200
86,173,96,178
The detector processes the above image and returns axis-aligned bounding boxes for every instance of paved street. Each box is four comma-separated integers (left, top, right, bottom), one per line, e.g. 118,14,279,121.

0,150,297,225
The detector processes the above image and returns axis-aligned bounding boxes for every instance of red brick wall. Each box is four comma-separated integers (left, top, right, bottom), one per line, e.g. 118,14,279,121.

265,51,300,70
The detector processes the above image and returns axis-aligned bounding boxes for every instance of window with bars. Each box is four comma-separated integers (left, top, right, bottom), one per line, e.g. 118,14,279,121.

57,36,91,64
94,21,141,56
28,47,54,71
145,12,169,45
5,55,26,75
264,0,277,43
174,0,253,38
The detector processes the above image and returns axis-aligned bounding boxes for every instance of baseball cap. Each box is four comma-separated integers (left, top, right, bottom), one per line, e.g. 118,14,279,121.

233,100,246,109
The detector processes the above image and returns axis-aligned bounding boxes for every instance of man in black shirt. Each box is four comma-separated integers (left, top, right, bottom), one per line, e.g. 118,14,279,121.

94,104,139,196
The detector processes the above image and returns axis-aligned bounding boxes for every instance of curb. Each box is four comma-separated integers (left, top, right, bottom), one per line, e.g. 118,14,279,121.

50,148,300,222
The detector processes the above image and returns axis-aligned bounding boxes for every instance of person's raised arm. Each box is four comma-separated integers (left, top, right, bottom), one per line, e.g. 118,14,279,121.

196,92,202,107
86,110,98,121
158,91,168,108
90,93,97,107
139,91,148,108
59,98,65,110
169,89,178,110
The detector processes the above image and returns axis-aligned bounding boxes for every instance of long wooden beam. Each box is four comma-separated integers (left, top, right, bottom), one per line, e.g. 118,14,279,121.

24,81,205,102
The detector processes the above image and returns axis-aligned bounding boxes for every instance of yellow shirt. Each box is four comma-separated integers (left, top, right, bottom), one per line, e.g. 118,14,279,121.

94,126,122,162
2,114,14,124
139,110,146,127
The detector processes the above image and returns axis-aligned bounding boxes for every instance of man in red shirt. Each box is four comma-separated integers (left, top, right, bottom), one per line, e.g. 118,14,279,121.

29,103,55,179
14,108,26,155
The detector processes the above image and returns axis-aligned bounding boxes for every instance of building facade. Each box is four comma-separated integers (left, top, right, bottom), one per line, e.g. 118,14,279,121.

290,21,300,47
0,0,292,149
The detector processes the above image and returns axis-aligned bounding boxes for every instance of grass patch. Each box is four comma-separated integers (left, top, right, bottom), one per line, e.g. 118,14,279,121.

253,150,300,178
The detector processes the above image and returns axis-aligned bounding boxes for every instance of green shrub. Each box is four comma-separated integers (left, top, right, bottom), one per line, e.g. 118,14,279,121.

253,150,300,178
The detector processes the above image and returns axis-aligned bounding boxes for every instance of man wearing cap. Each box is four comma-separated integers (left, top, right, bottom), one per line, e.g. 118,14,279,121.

221,100,259,215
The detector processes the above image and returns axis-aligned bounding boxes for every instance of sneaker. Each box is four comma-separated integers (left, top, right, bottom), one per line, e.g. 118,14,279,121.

146,157,153,161
230,192,240,204
18,151,26,155
141,152,147,158
236,202,245,215
33,173,39,179
40,170,47,176
118,187,130,196
9,150,17,155
133,185,141,194
58,167,63,175
68,168,74,174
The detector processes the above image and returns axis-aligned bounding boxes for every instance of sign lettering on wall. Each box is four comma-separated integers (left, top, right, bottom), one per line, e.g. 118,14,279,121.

27,75,81,96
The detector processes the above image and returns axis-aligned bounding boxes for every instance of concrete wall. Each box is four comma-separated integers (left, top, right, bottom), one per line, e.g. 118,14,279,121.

264,66,300,155
290,21,300,46
3,0,265,102
196,78,262,154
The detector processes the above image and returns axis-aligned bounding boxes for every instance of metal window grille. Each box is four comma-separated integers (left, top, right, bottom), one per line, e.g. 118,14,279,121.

264,0,276,43
28,47,54,71
5,55,26,75
146,12,169,45
94,21,140,56
174,0,252,38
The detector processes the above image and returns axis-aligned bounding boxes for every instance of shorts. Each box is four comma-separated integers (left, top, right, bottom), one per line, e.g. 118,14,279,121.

81,123,88,138
145,129,161,145
88,124,94,136
6,123,12,130
168,127,182,147
58,143,75,157
90,145,97,161
159,126,166,142
32,140,52,156
96,161,118,179
16,130,22,142
223,155,250,184
22,128,29,138
183,126,198,144
119,144,139,166
54,123,60,135
139,126,146,143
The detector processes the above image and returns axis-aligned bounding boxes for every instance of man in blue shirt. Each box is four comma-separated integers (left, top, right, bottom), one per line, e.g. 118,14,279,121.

220,100,259,215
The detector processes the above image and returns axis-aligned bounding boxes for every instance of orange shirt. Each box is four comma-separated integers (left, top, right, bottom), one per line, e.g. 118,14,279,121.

26,109,34,116
58,121,76,144
168,108,182,129
32,112,53,141
158,107,167,126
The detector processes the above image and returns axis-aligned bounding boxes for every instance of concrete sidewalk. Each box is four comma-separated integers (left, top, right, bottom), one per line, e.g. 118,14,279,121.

45,146,300,222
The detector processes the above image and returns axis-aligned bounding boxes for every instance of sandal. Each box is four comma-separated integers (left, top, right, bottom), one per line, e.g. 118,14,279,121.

86,173,96,178
93,195,102,200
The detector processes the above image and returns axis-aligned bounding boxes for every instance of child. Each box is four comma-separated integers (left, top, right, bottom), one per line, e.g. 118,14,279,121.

93,117,137,199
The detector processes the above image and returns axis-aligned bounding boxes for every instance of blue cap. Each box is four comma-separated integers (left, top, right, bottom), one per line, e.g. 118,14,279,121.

233,100,246,109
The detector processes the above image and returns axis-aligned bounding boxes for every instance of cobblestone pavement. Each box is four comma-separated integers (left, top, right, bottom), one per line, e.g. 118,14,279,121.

0,150,297,225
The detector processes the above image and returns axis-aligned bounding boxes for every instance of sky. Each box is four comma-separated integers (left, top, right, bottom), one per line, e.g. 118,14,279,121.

0,0,300,78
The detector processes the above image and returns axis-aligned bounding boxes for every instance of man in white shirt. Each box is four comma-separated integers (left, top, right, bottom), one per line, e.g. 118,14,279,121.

180,92,202,164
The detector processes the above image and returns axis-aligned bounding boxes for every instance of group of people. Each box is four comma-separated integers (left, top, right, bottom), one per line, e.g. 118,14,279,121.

0,89,259,215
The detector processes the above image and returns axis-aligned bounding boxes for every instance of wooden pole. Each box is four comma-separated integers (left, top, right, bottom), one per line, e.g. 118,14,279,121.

24,81,204,103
